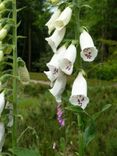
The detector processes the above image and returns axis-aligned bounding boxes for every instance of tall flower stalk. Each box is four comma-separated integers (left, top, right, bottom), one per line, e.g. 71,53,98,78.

12,0,17,153
74,0,85,155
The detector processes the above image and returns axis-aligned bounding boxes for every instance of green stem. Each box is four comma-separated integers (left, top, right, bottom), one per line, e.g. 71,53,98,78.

77,115,84,156
73,0,84,155
12,0,17,153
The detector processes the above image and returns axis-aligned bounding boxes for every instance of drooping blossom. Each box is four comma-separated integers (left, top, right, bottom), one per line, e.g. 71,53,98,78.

0,122,5,152
46,45,66,79
45,8,61,34
49,72,66,103
0,92,5,116
69,72,89,109
55,7,72,30
45,27,66,53
80,30,98,62
59,44,77,75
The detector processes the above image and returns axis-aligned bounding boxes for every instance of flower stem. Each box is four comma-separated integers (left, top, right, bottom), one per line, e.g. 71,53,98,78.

77,115,85,156
73,0,85,155
12,0,17,153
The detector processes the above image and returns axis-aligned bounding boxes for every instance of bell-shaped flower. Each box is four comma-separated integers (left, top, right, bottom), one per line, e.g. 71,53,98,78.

55,7,72,30
45,27,66,53
46,45,66,79
45,8,61,34
49,72,67,103
0,50,3,61
69,72,89,109
80,30,98,62
44,71,56,87
0,92,5,116
44,71,56,83
59,44,77,75
0,122,5,152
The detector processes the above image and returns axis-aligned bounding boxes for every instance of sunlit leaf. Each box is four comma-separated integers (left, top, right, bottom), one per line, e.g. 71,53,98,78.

80,4,93,9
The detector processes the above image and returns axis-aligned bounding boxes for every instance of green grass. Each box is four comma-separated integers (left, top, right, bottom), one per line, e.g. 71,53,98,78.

30,72,48,81
13,77,117,156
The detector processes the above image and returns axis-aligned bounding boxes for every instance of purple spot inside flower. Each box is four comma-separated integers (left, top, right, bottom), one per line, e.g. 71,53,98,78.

84,48,92,59
53,68,58,75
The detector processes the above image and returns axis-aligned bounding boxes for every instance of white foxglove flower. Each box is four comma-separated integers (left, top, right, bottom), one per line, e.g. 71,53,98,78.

0,122,5,152
49,73,67,103
0,50,3,61
80,30,98,62
44,71,56,83
46,45,66,78
0,92,5,116
45,9,61,34
45,28,66,53
55,7,72,30
69,72,89,109
59,44,77,75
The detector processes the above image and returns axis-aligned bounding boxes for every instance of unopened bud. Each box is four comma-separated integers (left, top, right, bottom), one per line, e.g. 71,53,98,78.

18,65,30,85
0,50,3,61
3,45,12,54
0,2,5,11
0,27,8,41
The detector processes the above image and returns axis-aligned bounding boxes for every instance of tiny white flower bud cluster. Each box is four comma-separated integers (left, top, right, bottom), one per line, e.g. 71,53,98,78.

44,4,98,109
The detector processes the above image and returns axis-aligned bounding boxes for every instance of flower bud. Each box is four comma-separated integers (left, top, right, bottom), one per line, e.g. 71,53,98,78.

0,2,5,11
0,50,3,61
3,45,12,54
18,66,30,85
0,25,9,41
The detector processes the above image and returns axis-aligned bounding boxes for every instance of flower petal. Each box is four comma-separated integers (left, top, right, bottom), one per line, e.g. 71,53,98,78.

59,44,77,75
49,72,67,103
45,28,66,53
55,7,72,30
0,92,5,116
45,8,61,34
80,30,98,62
69,72,89,109
0,122,5,152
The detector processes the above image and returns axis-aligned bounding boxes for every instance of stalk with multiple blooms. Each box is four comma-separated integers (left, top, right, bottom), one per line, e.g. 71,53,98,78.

0,0,30,155
44,0,100,155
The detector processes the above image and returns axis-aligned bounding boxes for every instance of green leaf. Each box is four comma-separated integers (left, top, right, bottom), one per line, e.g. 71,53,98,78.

65,105,83,114
92,104,112,120
17,35,27,39
80,4,93,9
60,137,66,152
83,121,96,147
17,6,27,12
13,148,41,156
